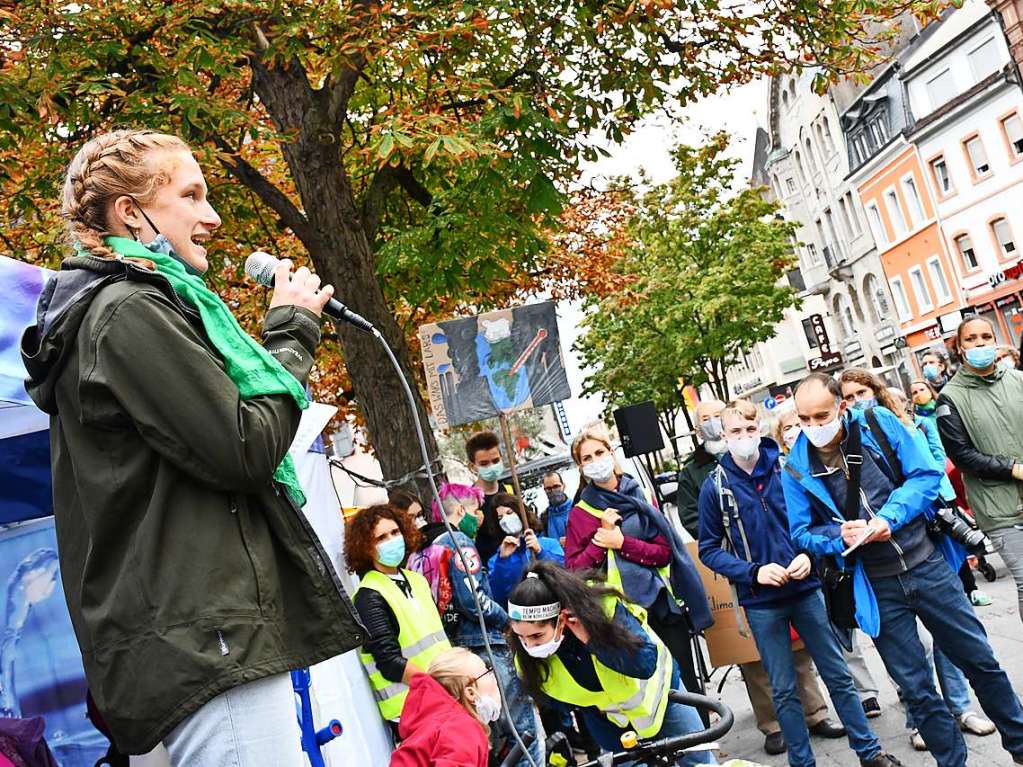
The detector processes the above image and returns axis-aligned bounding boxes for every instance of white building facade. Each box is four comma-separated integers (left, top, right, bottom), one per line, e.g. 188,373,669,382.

904,0,1023,346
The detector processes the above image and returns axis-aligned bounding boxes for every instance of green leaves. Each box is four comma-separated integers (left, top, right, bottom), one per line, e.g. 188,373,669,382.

526,173,563,214
576,132,800,412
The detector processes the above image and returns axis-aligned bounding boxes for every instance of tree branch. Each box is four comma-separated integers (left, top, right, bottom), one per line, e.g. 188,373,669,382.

214,140,314,243
391,166,433,208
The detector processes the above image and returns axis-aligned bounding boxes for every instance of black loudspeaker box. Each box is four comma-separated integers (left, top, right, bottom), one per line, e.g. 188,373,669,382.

612,401,664,458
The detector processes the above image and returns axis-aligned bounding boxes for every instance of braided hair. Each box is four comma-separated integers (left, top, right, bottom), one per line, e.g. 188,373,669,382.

62,129,190,259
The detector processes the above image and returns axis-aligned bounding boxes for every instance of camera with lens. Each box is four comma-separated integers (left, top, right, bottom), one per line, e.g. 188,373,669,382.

927,507,990,555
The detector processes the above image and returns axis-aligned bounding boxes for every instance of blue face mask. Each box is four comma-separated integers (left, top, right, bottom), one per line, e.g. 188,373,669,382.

478,463,504,483
964,346,997,370
852,397,877,411
922,363,941,382
375,536,406,568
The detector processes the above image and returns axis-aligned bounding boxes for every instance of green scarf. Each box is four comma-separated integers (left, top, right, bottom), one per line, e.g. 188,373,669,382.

102,236,308,506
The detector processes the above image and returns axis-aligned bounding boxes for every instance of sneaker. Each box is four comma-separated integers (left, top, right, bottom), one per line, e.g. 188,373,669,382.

909,729,928,751
861,753,904,767
958,711,996,735
764,731,786,755
862,697,882,719
970,590,993,606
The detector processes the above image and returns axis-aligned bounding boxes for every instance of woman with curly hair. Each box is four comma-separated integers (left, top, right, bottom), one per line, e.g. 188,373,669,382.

507,562,713,765
348,504,450,729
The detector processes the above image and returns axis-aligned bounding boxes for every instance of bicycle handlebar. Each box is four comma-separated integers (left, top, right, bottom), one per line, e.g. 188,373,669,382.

572,690,734,767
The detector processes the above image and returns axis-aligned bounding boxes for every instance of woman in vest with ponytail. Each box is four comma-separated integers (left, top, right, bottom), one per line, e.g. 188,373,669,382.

938,316,1023,624
507,562,714,765
347,504,452,731
563,425,712,703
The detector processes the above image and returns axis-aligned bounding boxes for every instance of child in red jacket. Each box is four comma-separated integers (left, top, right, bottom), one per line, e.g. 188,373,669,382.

390,647,500,767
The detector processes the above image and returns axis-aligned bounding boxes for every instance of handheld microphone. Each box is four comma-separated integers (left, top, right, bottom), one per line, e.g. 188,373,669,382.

244,251,375,333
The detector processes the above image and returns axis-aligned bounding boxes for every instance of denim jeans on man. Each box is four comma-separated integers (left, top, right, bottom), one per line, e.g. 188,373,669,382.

899,625,972,730
746,591,882,767
871,550,1023,766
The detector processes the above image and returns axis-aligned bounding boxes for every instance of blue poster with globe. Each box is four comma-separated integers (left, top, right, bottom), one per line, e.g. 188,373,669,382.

419,302,572,429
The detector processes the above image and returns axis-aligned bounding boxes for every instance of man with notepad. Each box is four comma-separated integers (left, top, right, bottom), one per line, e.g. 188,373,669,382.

782,372,1023,767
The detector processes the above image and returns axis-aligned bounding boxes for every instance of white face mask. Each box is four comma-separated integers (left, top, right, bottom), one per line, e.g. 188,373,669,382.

522,623,565,659
704,438,728,456
499,514,523,535
727,434,760,461
998,357,1016,372
782,426,800,449
803,414,844,448
582,455,615,483
474,691,502,723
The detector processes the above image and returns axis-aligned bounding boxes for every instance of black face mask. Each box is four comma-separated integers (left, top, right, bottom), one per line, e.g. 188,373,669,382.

546,490,568,507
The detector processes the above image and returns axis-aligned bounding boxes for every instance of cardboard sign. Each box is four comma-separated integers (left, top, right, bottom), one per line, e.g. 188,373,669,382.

686,542,804,667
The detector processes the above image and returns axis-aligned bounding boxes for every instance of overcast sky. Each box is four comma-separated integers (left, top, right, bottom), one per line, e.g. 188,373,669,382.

558,78,769,433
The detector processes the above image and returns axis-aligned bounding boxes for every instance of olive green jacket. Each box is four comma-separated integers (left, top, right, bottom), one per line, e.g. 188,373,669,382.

20,256,364,753
939,366,1023,532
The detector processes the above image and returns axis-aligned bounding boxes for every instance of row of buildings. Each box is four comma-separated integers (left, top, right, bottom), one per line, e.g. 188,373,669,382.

732,0,1023,403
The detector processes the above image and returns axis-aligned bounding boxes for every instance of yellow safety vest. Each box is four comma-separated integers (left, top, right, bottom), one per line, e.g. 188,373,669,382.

357,568,451,721
575,497,676,602
530,594,673,738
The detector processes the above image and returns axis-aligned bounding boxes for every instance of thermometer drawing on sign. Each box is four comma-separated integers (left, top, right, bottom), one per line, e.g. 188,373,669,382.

510,329,548,375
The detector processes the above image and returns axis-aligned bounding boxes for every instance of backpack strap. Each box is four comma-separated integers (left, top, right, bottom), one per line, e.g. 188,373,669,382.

843,417,864,522
713,466,752,638
864,407,904,485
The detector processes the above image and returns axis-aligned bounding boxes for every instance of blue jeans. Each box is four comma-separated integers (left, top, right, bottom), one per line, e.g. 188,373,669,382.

902,626,972,729
745,589,881,767
583,662,715,766
871,550,1023,767
472,645,543,767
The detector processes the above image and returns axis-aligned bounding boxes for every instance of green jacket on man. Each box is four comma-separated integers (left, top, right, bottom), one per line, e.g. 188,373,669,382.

20,256,364,753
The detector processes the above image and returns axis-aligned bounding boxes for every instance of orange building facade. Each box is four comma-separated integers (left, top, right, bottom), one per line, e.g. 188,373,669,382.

854,144,964,352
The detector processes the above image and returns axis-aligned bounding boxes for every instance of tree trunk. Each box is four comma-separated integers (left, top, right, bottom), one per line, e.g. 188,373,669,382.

249,58,440,490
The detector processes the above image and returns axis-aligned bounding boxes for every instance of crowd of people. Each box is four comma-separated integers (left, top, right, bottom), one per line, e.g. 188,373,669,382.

348,314,1023,767
29,129,1023,767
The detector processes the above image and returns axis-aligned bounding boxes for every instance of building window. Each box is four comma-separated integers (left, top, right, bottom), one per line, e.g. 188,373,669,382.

930,155,952,195
965,135,991,178
1002,113,1023,159
868,115,888,147
889,277,912,321
866,202,888,246
794,151,807,185
902,176,925,227
801,318,819,349
926,256,953,305
805,137,818,173
992,217,1016,258
785,177,797,194
909,266,934,313
925,68,956,111
838,196,856,240
884,188,908,235
806,243,821,266
844,192,862,234
968,37,1001,82
835,294,857,336
955,233,979,271
865,273,890,321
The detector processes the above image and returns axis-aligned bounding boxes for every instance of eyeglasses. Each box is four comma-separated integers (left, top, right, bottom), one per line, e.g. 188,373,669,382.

473,665,495,683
